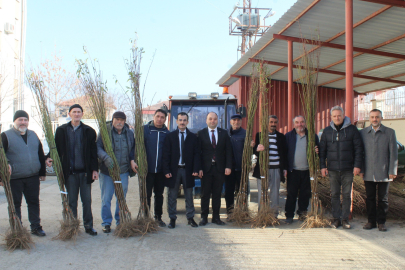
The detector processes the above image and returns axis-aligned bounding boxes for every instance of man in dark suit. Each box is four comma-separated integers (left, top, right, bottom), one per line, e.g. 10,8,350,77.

198,112,233,226
163,112,200,229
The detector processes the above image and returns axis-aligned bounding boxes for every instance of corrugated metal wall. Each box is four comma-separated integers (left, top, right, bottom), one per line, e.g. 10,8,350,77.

229,77,359,136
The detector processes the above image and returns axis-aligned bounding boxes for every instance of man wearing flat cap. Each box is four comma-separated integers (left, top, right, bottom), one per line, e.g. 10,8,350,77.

46,104,99,235
225,114,246,219
97,111,138,233
1,110,46,236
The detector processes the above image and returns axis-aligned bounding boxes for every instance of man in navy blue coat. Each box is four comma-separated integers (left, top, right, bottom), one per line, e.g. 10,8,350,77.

225,114,246,218
284,115,319,224
144,109,169,227
162,112,201,229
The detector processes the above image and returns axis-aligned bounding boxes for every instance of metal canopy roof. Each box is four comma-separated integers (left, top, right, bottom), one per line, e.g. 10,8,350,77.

216,0,405,94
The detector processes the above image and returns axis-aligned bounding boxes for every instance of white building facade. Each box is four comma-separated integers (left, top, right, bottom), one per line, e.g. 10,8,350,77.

0,0,27,132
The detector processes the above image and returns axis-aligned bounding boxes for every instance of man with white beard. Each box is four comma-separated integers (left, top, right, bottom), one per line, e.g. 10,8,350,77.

0,110,47,236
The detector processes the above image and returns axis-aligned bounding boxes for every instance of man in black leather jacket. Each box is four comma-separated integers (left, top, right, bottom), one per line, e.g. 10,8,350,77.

319,106,363,229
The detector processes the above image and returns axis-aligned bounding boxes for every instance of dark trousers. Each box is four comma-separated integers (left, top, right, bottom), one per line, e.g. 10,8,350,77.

146,172,165,218
285,170,311,218
329,170,353,221
364,181,390,225
66,173,93,229
167,168,195,220
225,170,241,212
10,175,41,230
201,164,225,220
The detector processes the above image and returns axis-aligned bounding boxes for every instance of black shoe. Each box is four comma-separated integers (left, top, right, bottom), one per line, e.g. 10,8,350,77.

330,219,341,229
285,218,294,224
85,228,98,236
155,217,166,227
378,224,387,232
31,227,46,237
188,218,198,227
342,220,351,229
102,225,111,233
199,217,208,226
363,222,377,230
168,219,176,229
212,218,226,226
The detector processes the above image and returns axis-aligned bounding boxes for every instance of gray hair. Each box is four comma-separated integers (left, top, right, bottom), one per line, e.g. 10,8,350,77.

268,115,278,121
293,115,306,123
330,106,344,116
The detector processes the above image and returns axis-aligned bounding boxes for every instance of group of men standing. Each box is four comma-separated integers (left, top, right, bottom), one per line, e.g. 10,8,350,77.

0,103,398,236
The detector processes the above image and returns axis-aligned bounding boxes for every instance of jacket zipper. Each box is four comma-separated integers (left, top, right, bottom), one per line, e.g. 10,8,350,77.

155,131,160,173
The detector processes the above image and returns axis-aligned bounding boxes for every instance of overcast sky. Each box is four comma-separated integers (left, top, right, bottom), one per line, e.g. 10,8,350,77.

26,0,297,107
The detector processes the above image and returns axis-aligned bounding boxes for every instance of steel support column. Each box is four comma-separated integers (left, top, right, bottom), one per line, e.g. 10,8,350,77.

346,0,354,220
345,0,354,121
288,40,293,131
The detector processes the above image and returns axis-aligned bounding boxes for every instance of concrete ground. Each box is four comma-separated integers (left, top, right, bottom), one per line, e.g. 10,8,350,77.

1,176,404,270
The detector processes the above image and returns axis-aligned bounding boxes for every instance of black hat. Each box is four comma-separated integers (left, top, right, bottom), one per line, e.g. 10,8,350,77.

69,104,83,112
230,114,242,120
13,110,29,121
112,111,126,121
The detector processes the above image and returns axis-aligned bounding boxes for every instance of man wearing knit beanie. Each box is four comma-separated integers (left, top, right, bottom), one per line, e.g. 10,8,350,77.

0,110,47,236
96,111,138,233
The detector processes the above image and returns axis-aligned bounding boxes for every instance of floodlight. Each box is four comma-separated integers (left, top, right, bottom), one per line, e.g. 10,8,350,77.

232,17,241,25
264,9,276,19
188,92,197,99
211,92,219,99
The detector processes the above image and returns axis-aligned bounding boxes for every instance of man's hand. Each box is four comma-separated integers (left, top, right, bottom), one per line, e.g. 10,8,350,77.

45,158,53,167
314,146,319,154
92,171,99,180
257,144,265,152
192,172,199,177
353,167,361,176
389,174,396,180
199,170,203,178
359,173,364,179
225,168,231,175
39,176,46,181
104,157,114,169
283,170,287,178
165,173,172,178
131,160,138,173
321,168,328,177
8,164,12,175
250,140,255,147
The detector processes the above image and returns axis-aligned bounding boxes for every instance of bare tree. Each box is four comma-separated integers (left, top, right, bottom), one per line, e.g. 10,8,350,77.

36,51,79,120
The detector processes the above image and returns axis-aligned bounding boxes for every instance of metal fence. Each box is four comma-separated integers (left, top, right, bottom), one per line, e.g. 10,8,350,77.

358,87,405,120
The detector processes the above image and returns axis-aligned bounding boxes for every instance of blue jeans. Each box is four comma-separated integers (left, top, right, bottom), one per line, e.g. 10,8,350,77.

99,172,129,226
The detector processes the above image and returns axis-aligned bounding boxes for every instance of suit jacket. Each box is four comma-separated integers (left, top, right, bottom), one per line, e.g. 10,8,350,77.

197,127,233,174
162,128,201,188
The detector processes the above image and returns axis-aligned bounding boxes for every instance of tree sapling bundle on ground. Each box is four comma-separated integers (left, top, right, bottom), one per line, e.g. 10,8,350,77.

76,56,136,238
296,33,330,229
0,133,34,251
230,63,261,226
27,71,80,241
251,63,279,228
125,39,158,236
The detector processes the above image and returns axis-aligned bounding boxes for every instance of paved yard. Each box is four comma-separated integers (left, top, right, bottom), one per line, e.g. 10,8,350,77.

1,176,404,269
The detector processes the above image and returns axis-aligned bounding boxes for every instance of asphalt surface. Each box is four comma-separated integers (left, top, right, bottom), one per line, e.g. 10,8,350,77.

1,176,404,269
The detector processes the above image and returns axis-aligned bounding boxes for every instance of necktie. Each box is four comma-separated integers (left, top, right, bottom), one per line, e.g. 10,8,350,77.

211,130,216,161
180,132,185,164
